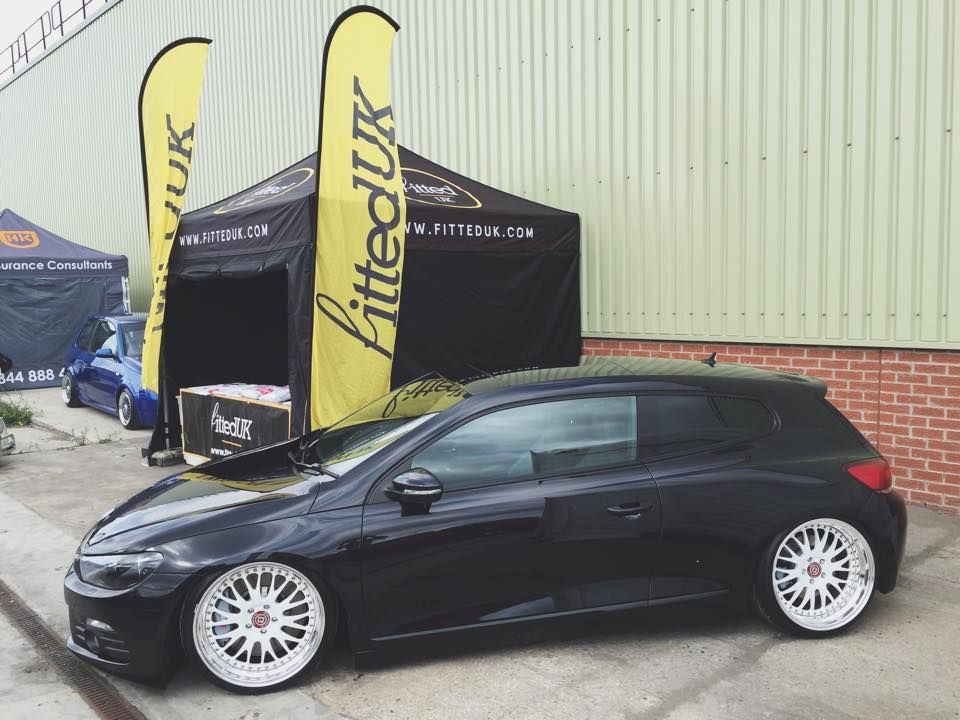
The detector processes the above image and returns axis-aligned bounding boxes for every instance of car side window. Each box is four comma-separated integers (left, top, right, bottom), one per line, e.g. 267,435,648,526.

102,331,118,355
410,396,638,493
76,320,97,351
91,321,117,354
636,394,774,458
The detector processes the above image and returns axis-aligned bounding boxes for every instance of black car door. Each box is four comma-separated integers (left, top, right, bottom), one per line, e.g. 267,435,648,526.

634,393,779,601
360,395,661,640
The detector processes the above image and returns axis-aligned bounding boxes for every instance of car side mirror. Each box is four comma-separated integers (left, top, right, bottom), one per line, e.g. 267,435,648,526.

95,348,116,359
386,468,443,509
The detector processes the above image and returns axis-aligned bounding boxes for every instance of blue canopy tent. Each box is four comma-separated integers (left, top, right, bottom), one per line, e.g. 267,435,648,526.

0,209,129,389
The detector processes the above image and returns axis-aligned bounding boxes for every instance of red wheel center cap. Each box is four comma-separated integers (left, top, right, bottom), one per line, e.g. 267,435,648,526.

251,610,271,629
807,562,822,578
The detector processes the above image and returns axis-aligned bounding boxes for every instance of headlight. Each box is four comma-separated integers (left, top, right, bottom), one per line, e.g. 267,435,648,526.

77,552,163,589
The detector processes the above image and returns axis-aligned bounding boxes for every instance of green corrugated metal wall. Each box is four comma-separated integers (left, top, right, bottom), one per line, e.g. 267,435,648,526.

1,0,957,349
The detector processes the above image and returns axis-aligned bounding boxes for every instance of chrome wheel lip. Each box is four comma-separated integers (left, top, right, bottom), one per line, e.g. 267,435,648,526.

118,393,131,426
61,376,72,404
192,562,325,689
772,518,875,632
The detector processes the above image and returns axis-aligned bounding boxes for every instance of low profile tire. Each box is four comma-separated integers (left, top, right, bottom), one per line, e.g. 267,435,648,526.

61,374,82,407
180,561,336,694
754,518,876,638
117,389,140,430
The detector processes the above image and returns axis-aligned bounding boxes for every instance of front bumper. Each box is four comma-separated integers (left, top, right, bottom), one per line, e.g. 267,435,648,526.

0,430,14,454
64,567,193,680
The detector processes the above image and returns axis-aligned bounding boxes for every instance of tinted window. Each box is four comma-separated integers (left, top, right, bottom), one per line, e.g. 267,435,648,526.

411,396,638,492
636,395,773,457
308,415,435,476
91,321,117,354
776,393,874,459
75,320,97,351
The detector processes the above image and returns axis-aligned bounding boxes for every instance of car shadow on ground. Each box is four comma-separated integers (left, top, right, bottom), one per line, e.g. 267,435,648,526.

134,576,907,699
131,599,767,699
319,600,766,675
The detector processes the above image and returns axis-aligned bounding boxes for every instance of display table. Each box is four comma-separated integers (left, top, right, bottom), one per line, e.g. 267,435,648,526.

179,388,291,466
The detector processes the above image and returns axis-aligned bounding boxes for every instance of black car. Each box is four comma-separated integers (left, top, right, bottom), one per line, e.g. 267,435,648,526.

64,357,907,693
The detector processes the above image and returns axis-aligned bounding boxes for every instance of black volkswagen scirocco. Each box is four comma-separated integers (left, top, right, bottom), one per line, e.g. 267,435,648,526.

65,357,906,693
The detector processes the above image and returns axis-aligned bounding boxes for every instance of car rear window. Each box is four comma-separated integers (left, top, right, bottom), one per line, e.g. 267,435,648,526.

75,320,96,351
772,392,877,459
636,394,774,458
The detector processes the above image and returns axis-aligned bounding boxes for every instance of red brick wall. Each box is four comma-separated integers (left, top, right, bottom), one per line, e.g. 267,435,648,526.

582,338,960,515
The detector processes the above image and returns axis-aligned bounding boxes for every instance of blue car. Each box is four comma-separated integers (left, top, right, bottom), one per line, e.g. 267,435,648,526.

62,314,157,430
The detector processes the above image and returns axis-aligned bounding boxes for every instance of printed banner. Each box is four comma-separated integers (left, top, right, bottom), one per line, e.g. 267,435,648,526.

334,375,471,430
138,38,211,393
0,364,64,390
180,390,291,463
310,7,406,430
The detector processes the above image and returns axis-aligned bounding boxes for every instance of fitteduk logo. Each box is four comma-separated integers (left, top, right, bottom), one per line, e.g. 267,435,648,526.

210,402,253,441
213,168,315,215
402,169,481,208
314,75,403,360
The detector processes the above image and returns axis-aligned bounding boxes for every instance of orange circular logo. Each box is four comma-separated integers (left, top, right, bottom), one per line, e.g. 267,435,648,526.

0,230,40,249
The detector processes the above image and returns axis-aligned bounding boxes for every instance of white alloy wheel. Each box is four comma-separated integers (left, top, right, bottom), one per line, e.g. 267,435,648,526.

771,518,875,632
191,562,326,690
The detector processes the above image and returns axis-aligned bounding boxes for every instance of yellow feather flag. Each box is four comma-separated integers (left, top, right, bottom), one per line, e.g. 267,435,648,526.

311,8,406,429
138,38,211,394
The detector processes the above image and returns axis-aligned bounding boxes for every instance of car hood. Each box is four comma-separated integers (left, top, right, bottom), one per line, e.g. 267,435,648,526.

82,440,325,553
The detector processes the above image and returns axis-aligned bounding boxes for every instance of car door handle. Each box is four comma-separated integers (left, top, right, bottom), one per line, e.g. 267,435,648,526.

606,501,654,519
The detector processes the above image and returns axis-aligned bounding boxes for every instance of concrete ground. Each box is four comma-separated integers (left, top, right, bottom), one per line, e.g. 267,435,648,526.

12,386,153,450
0,388,958,719
0,614,97,719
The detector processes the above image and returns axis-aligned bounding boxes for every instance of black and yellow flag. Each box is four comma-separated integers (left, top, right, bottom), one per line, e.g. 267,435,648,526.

138,38,211,394
311,7,405,429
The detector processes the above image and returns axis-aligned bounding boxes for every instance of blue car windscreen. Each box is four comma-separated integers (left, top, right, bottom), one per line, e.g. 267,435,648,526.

122,325,145,360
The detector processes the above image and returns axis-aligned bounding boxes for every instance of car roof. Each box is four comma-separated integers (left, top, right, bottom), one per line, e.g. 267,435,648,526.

88,313,147,325
463,355,826,397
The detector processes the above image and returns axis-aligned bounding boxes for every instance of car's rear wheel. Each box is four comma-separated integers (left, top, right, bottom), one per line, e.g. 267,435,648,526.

181,561,335,693
755,518,876,637
61,374,81,407
117,389,140,429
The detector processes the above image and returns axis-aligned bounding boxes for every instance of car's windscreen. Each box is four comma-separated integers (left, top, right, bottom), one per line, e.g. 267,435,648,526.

306,414,436,475
302,375,470,474
122,324,145,360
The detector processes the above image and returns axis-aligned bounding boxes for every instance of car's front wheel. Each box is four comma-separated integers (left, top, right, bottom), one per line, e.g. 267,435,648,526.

117,389,140,429
181,561,335,693
754,518,876,637
61,374,82,407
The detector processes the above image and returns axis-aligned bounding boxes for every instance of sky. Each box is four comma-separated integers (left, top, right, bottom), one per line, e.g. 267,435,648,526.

0,0,67,56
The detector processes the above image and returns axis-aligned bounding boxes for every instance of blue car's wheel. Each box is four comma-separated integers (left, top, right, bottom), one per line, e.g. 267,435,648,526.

61,374,81,408
118,389,141,430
